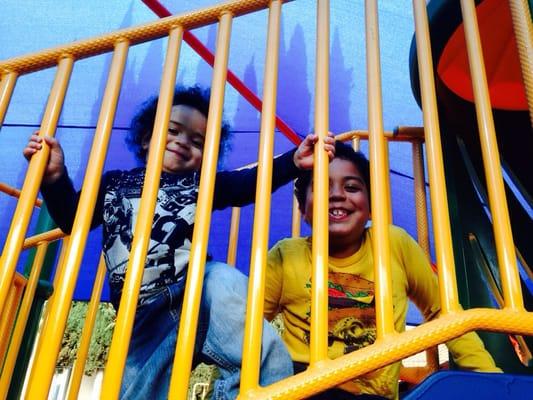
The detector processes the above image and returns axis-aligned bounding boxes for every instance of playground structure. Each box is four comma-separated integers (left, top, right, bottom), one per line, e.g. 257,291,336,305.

0,0,532,398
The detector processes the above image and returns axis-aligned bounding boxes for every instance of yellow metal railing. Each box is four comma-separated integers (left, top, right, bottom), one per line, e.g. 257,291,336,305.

0,0,532,399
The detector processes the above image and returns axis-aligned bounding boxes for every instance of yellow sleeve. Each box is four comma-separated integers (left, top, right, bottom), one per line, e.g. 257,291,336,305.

397,227,501,372
264,242,284,321
446,332,502,372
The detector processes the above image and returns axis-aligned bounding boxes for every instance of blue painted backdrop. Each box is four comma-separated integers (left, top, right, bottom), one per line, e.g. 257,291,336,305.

0,0,429,322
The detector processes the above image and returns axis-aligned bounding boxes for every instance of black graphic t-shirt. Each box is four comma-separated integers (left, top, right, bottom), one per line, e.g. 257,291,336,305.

41,149,298,307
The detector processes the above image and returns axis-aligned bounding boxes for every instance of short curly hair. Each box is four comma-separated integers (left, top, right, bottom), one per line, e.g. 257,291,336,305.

294,141,371,213
126,85,231,166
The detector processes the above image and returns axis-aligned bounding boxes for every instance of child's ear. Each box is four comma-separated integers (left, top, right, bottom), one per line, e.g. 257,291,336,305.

141,134,150,150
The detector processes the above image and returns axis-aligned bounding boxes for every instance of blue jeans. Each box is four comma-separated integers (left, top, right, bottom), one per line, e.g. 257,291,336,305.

120,261,293,399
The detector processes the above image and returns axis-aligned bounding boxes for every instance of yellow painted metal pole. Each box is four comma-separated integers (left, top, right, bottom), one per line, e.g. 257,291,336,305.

412,0,461,313
291,192,301,238
0,282,20,364
0,72,17,127
309,0,330,365
460,0,523,310
226,207,241,266
169,14,232,399
365,0,395,338
22,228,65,251
508,0,533,126
0,182,43,207
0,57,73,319
0,243,48,398
351,136,361,151
102,30,182,399
65,255,106,400
240,0,282,393
26,41,129,399
411,140,439,371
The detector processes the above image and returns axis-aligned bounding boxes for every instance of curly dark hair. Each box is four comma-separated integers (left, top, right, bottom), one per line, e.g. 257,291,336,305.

294,141,371,213
126,85,231,166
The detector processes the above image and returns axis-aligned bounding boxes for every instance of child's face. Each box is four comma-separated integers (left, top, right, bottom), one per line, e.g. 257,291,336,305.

303,158,370,257
143,104,207,173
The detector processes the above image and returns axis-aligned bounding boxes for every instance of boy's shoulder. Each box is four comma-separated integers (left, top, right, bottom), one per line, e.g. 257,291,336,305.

273,236,311,253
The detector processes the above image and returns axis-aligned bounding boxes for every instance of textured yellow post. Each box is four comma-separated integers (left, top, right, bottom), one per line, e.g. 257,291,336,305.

365,0,395,338
227,207,241,266
101,30,181,399
27,41,129,399
240,0,282,394
0,243,48,398
412,0,460,313
460,0,523,310
0,57,73,321
508,0,533,126
310,0,331,365
169,14,232,399
65,255,107,400
0,72,17,127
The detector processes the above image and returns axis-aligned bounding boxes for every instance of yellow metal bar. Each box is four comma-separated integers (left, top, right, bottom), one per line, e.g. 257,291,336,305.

351,136,360,151
0,243,48,398
411,140,439,371
65,255,106,400
240,0,282,393
508,0,533,126
291,191,301,238
0,0,273,76
0,72,17,127
335,127,425,142
412,0,461,313
243,308,533,399
0,280,21,364
0,182,43,207
22,228,65,250
460,0,523,310
0,56,73,319
365,0,395,338
226,207,241,266
26,41,129,399
169,14,232,399
309,0,330,365
102,30,181,399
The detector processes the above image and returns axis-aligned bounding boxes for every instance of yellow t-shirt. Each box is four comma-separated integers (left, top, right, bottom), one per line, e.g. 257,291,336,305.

265,225,500,399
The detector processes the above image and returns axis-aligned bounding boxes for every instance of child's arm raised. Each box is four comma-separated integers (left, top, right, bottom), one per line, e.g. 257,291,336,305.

213,133,335,210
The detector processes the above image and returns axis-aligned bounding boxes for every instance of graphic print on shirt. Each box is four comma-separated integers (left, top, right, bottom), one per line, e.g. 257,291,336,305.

304,272,376,354
102,169,199,304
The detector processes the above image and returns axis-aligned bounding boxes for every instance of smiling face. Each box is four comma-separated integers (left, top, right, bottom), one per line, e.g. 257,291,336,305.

142,104,207,173
302,158,371,258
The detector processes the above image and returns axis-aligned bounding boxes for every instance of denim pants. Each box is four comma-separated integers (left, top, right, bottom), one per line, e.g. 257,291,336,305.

120,261,293,399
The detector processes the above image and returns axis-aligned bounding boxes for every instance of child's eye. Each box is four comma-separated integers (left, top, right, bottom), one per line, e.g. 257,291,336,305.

345,185,361,192
191,138,204,149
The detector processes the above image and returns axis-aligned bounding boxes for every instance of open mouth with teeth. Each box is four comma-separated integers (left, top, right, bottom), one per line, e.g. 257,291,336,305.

329,208,349,220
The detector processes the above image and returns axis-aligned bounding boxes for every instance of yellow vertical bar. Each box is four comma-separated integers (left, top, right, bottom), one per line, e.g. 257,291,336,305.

310,0,330,365
65,254,106,400
460,0,523,310
0,283,20,363
365,0,395,338
0,243,48,398
169,14,232,399
412,0,461,313
508,0,533,126
0,72,18,127
351,136,361,151
240,0,282,393
411,139,439,371
226,207,241,266
0,57,73,318
412,140,430,255
26,41,129,399
101,30,182,399
291,191,301,238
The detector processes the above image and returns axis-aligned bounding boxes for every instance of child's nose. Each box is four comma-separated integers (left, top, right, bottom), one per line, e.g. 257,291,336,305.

174,131,190,146
329,184,346,200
